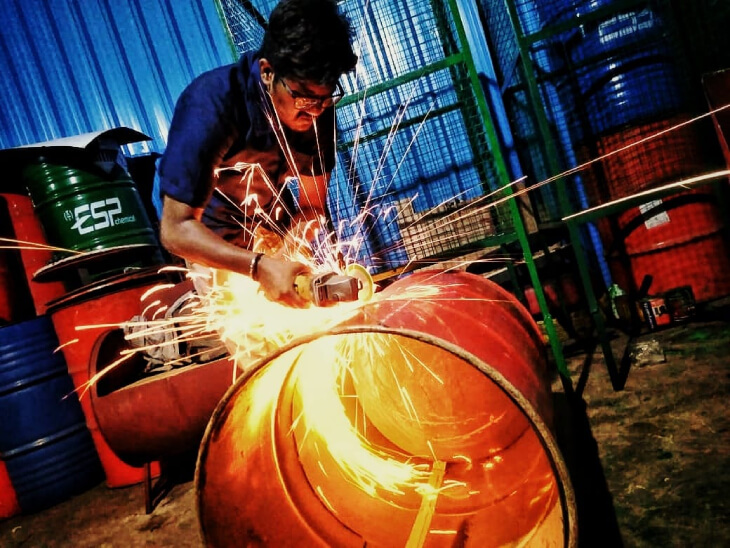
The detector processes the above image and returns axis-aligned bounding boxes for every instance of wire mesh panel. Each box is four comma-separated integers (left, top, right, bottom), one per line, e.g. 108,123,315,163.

216,0,266,53
482,0,729,207
479,0,575,224
330,0,513,274
483,0,730,302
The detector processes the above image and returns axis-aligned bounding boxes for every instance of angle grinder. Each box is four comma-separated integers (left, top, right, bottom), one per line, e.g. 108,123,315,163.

294,263,375,307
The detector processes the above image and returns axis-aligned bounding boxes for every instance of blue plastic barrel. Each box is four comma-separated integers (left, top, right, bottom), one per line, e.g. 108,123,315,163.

514,0,577,35
517,0,665,35
0,315,103,513
566,2,686,134
574,45,685,135
569,5,668,64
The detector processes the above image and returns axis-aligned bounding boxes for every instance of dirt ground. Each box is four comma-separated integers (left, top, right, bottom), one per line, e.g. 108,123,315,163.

553,297,730,548
0,299,728,547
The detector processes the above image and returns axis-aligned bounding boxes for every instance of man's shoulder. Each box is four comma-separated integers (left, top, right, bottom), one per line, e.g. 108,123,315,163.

187,50,256,87
179,51,258,109
183,63,236,100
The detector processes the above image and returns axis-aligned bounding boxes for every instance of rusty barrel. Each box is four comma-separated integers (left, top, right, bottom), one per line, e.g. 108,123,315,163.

89,329,235,467
196,270,577,547
46,267,173,487
615,189,730,302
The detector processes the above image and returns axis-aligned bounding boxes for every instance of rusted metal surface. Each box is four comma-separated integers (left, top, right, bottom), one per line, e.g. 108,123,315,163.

89,332,235,467
48,270,235,469
196,270,577,547
47,268,175,487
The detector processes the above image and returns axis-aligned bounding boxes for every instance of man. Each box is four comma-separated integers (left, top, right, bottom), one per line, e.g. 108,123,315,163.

157,0,358,308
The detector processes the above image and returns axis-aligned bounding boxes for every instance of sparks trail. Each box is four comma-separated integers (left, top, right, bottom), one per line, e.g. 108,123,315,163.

0,237,84,255
13,62,728,518
192,86,730,498
0,234,233,399
563,169,730,222
197,264,470,499
495,105,730,216
0,61,524,515
348,103,730,272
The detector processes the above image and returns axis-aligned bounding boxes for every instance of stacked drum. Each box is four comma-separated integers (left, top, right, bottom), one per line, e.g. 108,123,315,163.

566,0,730,302
0,316,104,514
511,0,730,304
0,190,102,515
0,133,170,514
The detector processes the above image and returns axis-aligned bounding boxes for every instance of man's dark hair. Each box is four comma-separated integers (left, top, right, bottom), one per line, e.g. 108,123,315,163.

259,0,358,85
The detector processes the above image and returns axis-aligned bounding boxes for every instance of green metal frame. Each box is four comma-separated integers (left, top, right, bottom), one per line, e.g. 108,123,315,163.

502,0,622,389
498,0,730,391
445,0,569,379
337,0,571,379
502,0,730,392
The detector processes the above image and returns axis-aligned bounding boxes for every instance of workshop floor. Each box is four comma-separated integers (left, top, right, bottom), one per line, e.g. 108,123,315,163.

0,299,728,548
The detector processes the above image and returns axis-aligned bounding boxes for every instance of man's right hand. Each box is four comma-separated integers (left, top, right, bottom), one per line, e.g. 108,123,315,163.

255,255,311,308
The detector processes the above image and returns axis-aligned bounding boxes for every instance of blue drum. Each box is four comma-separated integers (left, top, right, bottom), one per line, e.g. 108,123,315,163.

0,315,103,513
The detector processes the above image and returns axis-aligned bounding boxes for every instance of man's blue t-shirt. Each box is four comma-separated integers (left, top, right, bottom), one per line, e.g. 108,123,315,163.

157,51,336,249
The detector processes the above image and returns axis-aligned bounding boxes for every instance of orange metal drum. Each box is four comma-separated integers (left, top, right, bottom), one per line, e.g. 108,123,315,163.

46,268,172,487
89,329,235,467
596,115,708,201
196,270,577,547
617,190,730,302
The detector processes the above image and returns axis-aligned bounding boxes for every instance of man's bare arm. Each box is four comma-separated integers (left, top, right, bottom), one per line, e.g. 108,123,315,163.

159,195,309,307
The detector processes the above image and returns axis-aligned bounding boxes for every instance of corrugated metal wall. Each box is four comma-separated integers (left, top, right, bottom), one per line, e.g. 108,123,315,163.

0,0,235,156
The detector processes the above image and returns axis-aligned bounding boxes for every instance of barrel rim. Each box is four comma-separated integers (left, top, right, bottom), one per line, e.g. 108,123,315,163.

33,244,160,283
45,266,176,312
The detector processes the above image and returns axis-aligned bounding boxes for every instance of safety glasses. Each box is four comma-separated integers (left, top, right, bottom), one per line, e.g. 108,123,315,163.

279,78,344,110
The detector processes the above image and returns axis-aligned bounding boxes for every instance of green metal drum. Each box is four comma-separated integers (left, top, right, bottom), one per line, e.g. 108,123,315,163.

22,157,159,255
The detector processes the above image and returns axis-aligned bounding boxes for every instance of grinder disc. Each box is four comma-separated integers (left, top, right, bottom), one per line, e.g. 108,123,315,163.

345,263,375,303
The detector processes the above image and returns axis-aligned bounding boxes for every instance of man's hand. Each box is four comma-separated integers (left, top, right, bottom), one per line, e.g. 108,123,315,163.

255,255,311,308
